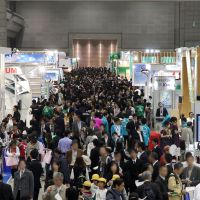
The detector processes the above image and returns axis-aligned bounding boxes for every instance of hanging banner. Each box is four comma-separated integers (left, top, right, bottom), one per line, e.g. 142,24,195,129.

154,76,175,91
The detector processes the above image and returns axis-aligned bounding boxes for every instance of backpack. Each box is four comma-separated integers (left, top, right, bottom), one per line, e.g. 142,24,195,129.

142,185,156,200
43,106,53,118
76,174,87,190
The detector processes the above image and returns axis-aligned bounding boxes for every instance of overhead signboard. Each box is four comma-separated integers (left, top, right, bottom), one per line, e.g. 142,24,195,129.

154,76,175,91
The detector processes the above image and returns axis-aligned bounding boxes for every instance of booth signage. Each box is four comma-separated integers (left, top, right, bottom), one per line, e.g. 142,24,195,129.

5,67,17,74
154,76,175,91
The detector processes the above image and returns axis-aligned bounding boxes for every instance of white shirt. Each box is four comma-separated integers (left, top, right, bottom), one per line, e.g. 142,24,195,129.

153,160,158,166
20,169,25,178
71,150,77,165
95,188,107,200
138,151,144,159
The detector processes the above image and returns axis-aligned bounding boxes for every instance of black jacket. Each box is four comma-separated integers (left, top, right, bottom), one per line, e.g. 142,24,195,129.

27,159,43,189
136,181,162,200
0,182,14,200
152,146,161,160
152,161,160,182
139,151,148,165
156,108,168,118
155,176,168,200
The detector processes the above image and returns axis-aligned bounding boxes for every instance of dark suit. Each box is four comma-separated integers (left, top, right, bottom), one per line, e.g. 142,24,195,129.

66,149,84,165
139,151,148,165
166,163,173,178
152,146,161,160
181,165,200,186
0,182,14,200
55,116,65,136
13,169,34,200
27,160,43,200
136,181,162,200
156,107,168,118
155,176,168,200
72,121,86,137
125,158,144,192
152,161,160,181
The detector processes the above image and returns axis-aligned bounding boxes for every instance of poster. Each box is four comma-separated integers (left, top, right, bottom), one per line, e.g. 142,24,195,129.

154,76,175,91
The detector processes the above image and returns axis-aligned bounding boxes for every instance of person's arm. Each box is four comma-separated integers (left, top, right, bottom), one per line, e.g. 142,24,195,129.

29,171,34,198
42,187,51,200
8,185,14,200
15,147,20,157
106,191,114,200
168,176,182,195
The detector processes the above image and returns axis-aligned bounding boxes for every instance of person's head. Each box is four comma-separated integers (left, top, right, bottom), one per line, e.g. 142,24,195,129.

174,162,183,175
99,146,108,157
114,117,120,125
186,152,194,168
74,157,86,168
71,139,79,151
13,105,18,112
114,151,122,162
142,171,152,182
90,119,95,127
159,165,168,178
64,129,71,137
74,111,81,122
164,153,173,164
158,102,163,108
82,181,91,191
137,142,146,152
112,178,125,192
141,118,147,125
9,140,17,149
18,159,26,171
53,172,64,187
189,112,194,118
143,163,154,174
129,149,138,160
152,138,159,146
187,121,193,128
163,146,170,154
91,174,100,185
98,178,107,189
30,149,39,160
109,161,119,174
93,139,99,147
149,152,158,163
52,161,60,172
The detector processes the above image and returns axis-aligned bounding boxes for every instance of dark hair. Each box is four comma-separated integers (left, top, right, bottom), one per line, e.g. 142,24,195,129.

113,178,124,187
30,149,39,159
152,138,159,144
174,162,183,170
0,174,3,181
64,129,71,137
151,152,158,160
109,161,120,174
187,122,193,127
141,118,147,125
129,148,138,154
137,142,146,151
185,152,193,160
74,157,86,168
165,153,173,163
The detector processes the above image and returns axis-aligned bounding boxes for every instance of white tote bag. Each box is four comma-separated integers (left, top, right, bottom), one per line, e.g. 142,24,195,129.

5,156,18,166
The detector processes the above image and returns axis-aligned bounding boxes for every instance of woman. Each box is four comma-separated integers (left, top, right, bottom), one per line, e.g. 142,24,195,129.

105,161,121,181
171,117,180,147
45,161,61,190
160,121,172,150
6,140,20,178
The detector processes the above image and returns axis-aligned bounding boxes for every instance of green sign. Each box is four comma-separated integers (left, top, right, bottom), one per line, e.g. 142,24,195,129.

110,52,121,60
161,57,176,64
142,56,157,63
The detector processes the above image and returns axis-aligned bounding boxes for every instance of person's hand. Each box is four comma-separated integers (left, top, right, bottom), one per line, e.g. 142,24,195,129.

182,189,187,195
181,179,188,184
47,186,52,193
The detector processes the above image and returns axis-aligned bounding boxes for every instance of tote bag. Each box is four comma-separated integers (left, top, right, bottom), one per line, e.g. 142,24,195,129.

5,156,18,166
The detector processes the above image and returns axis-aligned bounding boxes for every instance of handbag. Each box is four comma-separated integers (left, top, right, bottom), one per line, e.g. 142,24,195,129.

5,156,18,166
43,150,52,164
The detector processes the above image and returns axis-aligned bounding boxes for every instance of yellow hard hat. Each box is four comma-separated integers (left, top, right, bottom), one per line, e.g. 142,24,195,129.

98,178,107,183
91,174,100,181
111,174,120,181
83,181,92,187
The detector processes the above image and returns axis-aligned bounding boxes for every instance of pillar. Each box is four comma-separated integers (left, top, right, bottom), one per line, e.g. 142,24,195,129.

0,0,7,47
196,48,200,96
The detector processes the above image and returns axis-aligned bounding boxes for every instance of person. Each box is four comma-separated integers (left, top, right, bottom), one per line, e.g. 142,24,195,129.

66,139,84,166
152,138,161,160
95,178,107,200
81,181,93,200
27,149,43,200
156,102,168,118
137,142,148,165
106,161,120,181
125,149,143,192
13,105,21,122
194,182,200,200
43,172,67,200
181,122,193,146
164,153,173,178
160,122,172,149
42,102,54,119
181,152,200,186
111,117,122,137
136,171,162,200
135,101,144,119
149,152,160,182
90,139,100,172
141,118,150,147
6,140,20,178
187,112,194,125
0,174,14,200
126,115,137,148
155,165,169,200
106,178,127,200
91,174,100,196
168,162,186,200
57,129,72,155
13,159,34,200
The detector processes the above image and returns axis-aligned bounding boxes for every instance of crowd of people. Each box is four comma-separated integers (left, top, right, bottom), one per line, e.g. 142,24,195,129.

0,67,199,200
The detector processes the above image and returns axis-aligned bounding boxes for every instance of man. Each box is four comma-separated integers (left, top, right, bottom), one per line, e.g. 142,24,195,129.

181,122,193,146
66,139,83,166
126,115,137,148
125,149,143,192
58,129,72,155
72,111,86,138
155,165,169,200
152,138,161,160
13,105,21,122
181,153,200,186
0,174,14,200
27,149,43,200
149,152,160,181
141,118,150,147
164,153,173,178
156,102,168,118
13,160,34,200
168,162,186,200
136,171,162,200
42,172,67,200
54,111,65,136
137,142,148,165
187,112,194,125
106,178,127,200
